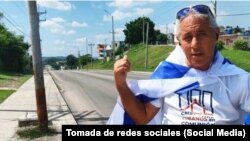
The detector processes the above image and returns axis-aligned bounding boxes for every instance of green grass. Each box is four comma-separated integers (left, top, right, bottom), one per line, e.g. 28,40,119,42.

0,72,31,88
0,90,15,103
221,48,250,72
17,126,57,139
86,44,250,72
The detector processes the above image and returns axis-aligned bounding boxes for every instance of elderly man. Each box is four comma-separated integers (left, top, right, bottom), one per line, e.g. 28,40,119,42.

108,4,250,125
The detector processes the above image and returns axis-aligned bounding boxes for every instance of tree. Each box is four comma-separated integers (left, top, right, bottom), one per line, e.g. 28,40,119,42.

123,17,156,44
155,30,167,44
233,25,242,34
79,54,91,66
0,16,30,73
66,54,78,69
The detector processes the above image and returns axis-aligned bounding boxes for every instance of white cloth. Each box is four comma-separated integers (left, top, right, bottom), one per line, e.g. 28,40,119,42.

107,45,249,124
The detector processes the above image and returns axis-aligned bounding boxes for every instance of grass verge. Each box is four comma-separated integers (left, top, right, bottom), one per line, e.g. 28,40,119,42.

16,126,58,139
0,90,15,103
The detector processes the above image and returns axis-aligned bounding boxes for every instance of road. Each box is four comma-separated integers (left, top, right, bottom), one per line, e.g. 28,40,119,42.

50,70,150,125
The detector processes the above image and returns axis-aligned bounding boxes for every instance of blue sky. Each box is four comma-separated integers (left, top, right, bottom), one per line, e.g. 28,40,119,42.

0,0,250,57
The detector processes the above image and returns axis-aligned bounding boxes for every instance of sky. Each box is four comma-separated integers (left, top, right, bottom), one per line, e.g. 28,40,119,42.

0,0,250,57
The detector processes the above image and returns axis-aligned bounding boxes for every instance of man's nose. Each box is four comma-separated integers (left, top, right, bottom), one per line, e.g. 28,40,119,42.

190,37,200,49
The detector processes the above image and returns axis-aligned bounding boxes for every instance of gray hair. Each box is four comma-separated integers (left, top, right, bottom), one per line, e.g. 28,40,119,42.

175,10,218,38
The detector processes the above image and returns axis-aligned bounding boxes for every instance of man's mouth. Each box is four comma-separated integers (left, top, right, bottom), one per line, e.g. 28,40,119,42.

192,52,203,56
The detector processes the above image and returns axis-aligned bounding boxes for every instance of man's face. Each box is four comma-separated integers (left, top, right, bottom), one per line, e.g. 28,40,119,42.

178,15,219,71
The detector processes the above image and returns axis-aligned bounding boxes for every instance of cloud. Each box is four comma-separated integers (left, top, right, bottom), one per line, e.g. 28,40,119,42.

40,17,75,35
63,30,76,35
115,28,125,41
155,23,175,34
75,37,87,47
71,21,88,27
107,0,134,9
37,0,73,11
103,8,153,21
134,8,154,16
40,17,65,33
54,40,66,45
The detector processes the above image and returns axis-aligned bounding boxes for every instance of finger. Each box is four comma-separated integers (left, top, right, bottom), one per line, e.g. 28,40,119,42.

123,55,128,60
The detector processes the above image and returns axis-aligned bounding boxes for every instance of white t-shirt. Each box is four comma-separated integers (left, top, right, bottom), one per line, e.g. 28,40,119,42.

156,73,250,125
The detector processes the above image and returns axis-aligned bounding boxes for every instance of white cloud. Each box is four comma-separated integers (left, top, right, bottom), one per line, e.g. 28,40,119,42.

40,17,65,33
75,37,87,47
134,8,154,16
54,40,66,45
37,0,73,11
71,21,88,27
155,23,175,34
63,30,76,35
40,17,76,35
107,0,134,9
115,28,125,41
103,8,153,21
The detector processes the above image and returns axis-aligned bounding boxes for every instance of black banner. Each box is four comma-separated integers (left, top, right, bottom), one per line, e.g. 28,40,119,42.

62,125,250,140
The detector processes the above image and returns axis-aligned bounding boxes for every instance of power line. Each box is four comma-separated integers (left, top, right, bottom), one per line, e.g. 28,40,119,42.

0,6,30,38
2,14,30,38
217,13,250,17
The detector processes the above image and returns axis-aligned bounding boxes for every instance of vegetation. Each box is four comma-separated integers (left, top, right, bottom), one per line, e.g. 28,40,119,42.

0,90,15,103
123,17,156,44
216,40,224,51
0,12,31,73
17,126,57,139
66,54,78,69
233,39,249,50
89,44,250,72
221,48,250,72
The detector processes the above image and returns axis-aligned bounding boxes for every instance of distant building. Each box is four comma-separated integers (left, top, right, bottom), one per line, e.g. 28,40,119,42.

219,33,250,47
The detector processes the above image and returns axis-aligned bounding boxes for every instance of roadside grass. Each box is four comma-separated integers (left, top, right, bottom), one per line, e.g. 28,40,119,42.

0,90,15,103
89,44,249,72
17,126,57,139
0,72,32,103
0,72,31,88
221,47,250,72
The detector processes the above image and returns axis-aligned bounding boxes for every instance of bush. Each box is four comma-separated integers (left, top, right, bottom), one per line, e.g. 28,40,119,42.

216,40,224,51
233,39,249,50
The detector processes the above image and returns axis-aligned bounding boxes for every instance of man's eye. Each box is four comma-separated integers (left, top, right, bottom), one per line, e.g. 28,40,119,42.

183,36,192,41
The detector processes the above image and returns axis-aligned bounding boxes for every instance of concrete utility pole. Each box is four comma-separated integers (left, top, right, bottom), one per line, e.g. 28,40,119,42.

28,1,48,131
211,0,217,21
143,16,145,44
89,43,95,69
104,10,115,61
145,22,149,69
78,47,80,70
85,38,88,70
111,16,115,61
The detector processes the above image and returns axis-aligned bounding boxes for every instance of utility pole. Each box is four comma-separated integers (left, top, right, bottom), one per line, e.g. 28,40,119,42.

78,47,80,70
111,16,115,61
145,22,149,69
85,38,88,70
89,43,95,69
104,10,115,61
211,0,217,20
28,1,48,131
166,24,168,45
143,16,145,44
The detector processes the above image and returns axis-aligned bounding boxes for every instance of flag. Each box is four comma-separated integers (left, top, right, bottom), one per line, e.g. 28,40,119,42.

107,45,248,124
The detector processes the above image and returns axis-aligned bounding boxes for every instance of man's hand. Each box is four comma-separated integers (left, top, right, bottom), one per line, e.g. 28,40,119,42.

114,55,131,86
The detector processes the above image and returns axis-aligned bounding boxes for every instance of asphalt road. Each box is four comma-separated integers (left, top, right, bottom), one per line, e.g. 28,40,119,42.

50,70,150,125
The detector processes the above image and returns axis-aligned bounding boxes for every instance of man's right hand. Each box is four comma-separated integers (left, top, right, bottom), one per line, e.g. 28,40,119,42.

114,55,131,86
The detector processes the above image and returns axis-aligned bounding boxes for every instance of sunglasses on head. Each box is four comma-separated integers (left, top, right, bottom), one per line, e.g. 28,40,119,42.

176,4,214,20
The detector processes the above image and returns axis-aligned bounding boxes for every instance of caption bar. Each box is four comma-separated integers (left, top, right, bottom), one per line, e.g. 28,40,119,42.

62,125,250,139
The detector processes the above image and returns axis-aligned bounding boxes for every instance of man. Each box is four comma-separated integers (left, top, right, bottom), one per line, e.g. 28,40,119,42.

108,4,250,125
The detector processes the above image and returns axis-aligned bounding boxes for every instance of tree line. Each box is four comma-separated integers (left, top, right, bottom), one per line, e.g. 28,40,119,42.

0,13,31,73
